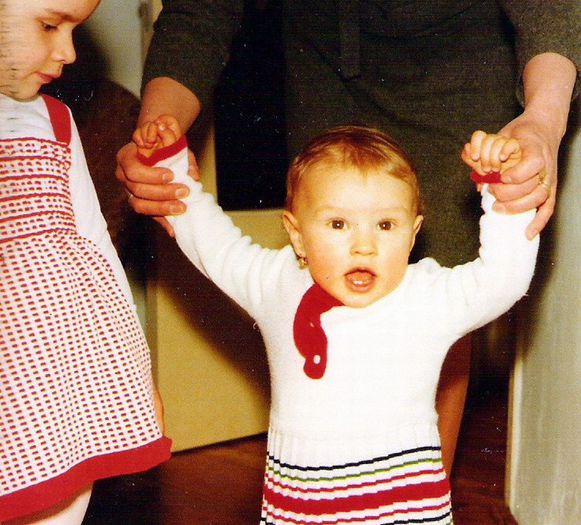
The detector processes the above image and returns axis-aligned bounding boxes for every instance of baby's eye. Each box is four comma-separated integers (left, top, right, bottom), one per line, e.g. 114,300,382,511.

378,221,393,231
329,219,345,230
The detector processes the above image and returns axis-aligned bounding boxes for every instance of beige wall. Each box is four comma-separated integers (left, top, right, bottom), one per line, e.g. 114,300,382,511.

84,0,143,96
508,108,581,523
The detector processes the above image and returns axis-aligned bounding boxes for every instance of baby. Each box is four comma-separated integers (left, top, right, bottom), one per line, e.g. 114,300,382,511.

134,117,537,524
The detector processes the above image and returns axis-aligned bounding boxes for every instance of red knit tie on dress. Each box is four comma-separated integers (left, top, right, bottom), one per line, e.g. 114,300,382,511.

293,284,343,379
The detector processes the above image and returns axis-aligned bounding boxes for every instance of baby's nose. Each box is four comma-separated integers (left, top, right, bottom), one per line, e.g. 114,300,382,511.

350,231,376,256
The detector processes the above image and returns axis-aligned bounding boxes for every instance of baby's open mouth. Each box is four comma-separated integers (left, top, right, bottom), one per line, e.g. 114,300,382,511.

345,269,376,291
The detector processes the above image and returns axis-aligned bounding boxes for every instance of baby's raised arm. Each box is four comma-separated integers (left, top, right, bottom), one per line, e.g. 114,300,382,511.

432,130,539,335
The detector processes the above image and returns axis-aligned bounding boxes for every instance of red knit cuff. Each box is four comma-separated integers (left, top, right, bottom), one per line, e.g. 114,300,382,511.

136,135,188,166
470,171,503,184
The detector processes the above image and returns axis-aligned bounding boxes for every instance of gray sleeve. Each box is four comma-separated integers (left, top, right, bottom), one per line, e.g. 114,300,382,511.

499,0,581,103
142,0,244,109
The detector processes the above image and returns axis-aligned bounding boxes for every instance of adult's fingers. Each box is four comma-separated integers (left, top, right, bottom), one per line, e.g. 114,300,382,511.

489,175,539,203
116,142,174,185
116,141,190,205
491,178,552,215
526,193,556,240
127,192,186,217
501,154,545,185
153,216,176,238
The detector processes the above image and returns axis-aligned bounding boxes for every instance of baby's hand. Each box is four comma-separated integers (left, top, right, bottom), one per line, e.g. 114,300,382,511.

133,115,182,158
461,130,521,184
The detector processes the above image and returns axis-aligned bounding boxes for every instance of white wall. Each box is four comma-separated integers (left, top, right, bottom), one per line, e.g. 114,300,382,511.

84,0,144,96
508,109,581,523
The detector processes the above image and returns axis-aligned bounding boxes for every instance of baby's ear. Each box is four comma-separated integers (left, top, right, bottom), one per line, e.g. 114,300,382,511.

409,215,424,252
282,211,305,258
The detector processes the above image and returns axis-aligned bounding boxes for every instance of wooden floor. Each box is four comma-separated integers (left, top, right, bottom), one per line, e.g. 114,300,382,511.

84,378,516,524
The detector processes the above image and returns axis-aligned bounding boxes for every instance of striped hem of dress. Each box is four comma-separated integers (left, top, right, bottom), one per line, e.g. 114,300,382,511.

260,446,452,524
0,436,171,522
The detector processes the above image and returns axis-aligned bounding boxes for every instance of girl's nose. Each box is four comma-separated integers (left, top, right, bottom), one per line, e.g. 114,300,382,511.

53,32,76,64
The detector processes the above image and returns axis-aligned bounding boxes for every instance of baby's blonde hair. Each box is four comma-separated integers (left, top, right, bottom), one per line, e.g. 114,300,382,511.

286,126,422,215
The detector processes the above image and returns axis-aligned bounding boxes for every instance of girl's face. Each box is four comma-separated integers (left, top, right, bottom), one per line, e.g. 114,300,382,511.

0,0,100,101
284,165,423,308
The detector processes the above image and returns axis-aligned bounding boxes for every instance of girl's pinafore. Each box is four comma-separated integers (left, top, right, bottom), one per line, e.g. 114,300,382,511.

0,95,171,521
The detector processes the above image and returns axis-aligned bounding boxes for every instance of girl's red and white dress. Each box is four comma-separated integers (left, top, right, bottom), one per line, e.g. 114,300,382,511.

0,93,171,522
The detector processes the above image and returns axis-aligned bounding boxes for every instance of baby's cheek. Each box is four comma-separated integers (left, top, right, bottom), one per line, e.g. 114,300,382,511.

307,248,340,280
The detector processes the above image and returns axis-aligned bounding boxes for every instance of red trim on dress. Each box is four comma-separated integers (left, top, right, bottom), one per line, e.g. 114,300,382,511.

0,437,171,522
41,95,71,144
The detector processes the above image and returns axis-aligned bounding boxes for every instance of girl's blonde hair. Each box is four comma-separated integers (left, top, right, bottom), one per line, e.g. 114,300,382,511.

286,126,422,215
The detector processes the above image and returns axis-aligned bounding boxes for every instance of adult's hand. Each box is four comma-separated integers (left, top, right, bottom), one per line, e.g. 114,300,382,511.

489,53,577,240
116,77,203,236
490,110,560,240
115,141,199,237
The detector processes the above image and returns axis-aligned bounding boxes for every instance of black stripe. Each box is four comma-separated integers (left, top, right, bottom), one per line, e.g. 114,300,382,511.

267,445,441,472
384,509,452,524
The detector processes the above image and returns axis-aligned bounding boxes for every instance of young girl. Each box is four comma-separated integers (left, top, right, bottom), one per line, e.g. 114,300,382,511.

135,118,538,524
0,1,171,523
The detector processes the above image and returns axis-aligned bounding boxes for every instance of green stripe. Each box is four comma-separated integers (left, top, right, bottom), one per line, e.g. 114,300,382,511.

266,457,442,484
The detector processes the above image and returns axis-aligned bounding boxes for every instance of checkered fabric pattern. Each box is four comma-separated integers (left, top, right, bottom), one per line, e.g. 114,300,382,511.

0,98,170,521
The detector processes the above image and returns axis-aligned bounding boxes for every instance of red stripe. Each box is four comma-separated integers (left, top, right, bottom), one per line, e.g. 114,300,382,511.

136,135,188,166
0,192,68,203
0,210,72,224
263,475,450,515
0,155,67,162
0,227,77,244
0,136,69,148
265,465,446,496
0,175,66,183
262,498,451,525
0,436,171,522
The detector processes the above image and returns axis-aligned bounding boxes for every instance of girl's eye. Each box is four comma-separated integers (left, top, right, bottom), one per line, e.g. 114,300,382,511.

378,221,393,231
330,219,345,230
41,22,58,32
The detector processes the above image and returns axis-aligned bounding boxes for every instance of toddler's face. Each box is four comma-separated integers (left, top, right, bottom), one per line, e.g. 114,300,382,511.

0,0,100,101
284,165,423,308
